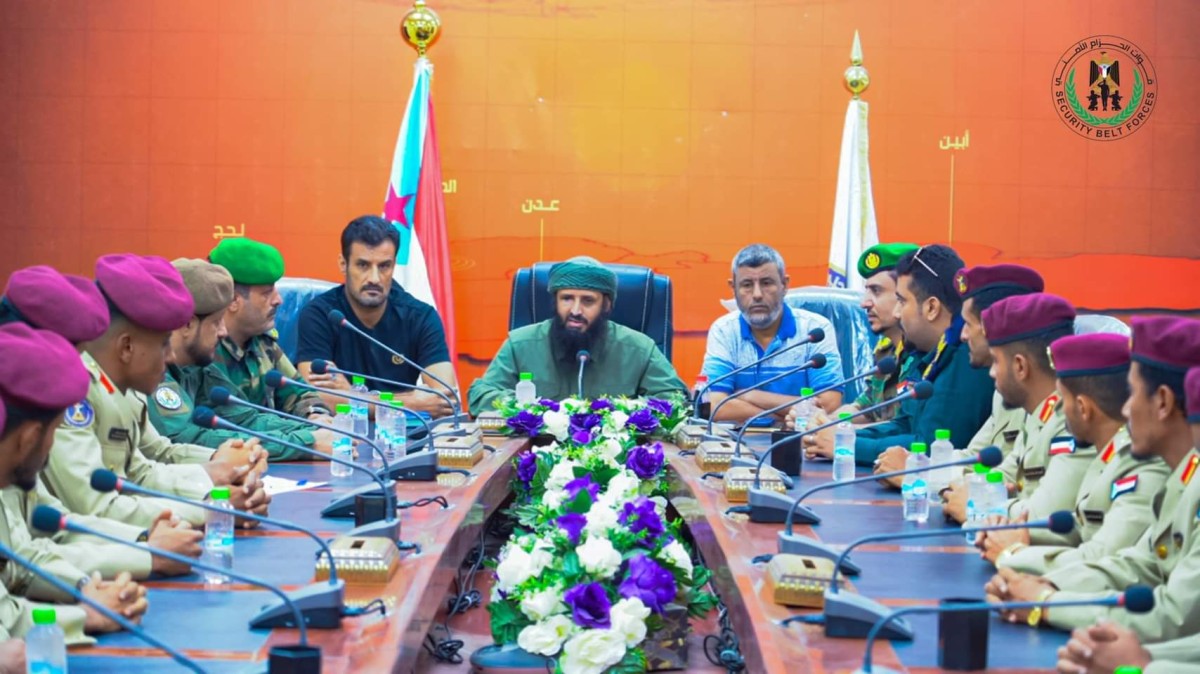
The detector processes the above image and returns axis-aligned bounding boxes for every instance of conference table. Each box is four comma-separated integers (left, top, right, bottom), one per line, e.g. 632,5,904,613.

62,433,1067,673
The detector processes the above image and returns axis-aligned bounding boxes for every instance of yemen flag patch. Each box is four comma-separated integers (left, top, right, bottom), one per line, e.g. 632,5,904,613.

1049,436,1076,456
1182,455,1199,486
1110,475,1138,500
1039,394,1061,424
1099,441,1118,464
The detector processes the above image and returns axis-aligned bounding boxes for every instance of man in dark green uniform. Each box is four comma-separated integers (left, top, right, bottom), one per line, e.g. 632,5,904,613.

468,256,686,412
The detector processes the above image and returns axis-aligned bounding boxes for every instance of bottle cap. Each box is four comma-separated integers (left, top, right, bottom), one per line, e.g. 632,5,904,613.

973,463,989,474
696,375,708,382
336,403,351,414
910,442,927,454
352,376,365,386
1114,668,1142,674
32,607,56,625
519,372,532,381
379,392,394,402
801,387,814,396
393,401,405,408
838,412,852,420
986,471,1004,484
935,429,951,441
210,486,231,500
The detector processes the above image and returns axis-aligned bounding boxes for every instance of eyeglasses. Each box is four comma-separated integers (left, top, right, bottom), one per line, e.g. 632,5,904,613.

912,245,939,278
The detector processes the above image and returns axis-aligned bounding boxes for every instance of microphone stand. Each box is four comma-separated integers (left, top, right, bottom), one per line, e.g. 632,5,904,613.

690,330,823,421
314,362,461,438
707,358,824,435
576,350,589,400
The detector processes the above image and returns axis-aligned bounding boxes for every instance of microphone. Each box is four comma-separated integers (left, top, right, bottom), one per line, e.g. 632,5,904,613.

692,327,825,421
816,511,1075,641
309,359,442,441
851,586,1155,673
735,381,937,525
707,352,828,435
327,308,464,422
192,406,400,540
31,505,333,646
0,538,204,673
259,372,442,483
576,349,590,400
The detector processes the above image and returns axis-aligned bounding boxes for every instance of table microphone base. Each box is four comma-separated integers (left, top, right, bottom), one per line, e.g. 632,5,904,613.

746,488,801,522
776,532,860,575
731,456,795,490
376,450,439,482
822,588,913,640
267,644,321,674
345,517,400,540
250,579,346,630
322,481,397,518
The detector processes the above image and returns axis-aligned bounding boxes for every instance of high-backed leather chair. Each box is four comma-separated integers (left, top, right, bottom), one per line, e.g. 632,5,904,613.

509,262,673,359
274,277,337,362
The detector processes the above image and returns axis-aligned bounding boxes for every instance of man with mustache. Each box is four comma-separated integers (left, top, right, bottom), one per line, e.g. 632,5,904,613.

294,216,457,418
199,239,333,446
468,256,686,412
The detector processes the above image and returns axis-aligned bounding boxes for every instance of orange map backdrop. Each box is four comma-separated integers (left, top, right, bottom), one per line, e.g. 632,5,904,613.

1,0,1197,388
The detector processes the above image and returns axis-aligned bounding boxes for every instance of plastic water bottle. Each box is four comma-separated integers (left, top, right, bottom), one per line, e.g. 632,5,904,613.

902,443,931,523
26,607,66,674
202,486,235,586
832,413,856,482
350,376,370,437
964,463,989,541
928,428,955,502
374,392,394,467
331,404,354,478
985,470,1009,519
793,387,816,432
515,372,536,404
388,401,407,462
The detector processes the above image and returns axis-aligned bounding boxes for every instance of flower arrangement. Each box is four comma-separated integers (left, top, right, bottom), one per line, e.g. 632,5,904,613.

488,395,716,673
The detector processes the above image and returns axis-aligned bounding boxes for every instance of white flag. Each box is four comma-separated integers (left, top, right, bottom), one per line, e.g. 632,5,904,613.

827,98,879,290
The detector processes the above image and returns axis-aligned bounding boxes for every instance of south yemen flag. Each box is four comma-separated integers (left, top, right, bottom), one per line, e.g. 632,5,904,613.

1049,437,1076,456
1110,475,1138,500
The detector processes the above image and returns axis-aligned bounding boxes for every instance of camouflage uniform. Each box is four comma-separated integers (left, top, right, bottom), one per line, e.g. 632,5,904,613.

851,337,910,422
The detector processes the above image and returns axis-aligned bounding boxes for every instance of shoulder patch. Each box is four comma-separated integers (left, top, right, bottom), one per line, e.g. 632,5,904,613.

1049,436,1076,456
154,386,183,411
1110,475,1138,500
63,401,94,428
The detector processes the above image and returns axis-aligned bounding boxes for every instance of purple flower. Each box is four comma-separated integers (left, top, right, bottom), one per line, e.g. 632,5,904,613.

625,442,665,480
570,413,601,433
506,410,544,436
590,399,614,412
516,451,537,486
647,398,673,417
538,398,561,412
557,513,587,545
619,497,665,543
563,582,611,628
618,554,677,614
564,475,600,503
571,428,593,445
627,408,660,434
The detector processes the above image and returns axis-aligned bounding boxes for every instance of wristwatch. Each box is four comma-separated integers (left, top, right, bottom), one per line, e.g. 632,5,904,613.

1027,587,1056,627
997,541,1028,564
75,575,92,591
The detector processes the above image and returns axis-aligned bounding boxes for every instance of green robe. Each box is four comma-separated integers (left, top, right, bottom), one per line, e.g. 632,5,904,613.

468,320,686,413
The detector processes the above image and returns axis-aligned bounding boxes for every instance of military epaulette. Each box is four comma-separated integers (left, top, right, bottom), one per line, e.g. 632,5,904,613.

1099,440,1118,464
1038,394,1061,424
1110,475,1138,500
1049,436,1076,456
97,372,116,394
1181,454,1199,486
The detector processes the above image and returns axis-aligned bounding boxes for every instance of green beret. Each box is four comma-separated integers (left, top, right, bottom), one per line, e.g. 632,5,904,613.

857,242,919,279
172,258,234,316
547,256,617,300
208,238,285,286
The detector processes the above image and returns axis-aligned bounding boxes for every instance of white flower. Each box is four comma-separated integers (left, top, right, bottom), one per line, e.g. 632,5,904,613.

659,539,694,579
542,488,566,510
584,501,619,537
576,536,622,579
495,539,555,592
599,470,639,505
597,438,624,461
609,597,651,648
520,586,566,621
517,615,574,657
528,539,555,577
650,495,668,513
545,458,578,492
604,411,629,433
560,629,627,674
543,410,570,440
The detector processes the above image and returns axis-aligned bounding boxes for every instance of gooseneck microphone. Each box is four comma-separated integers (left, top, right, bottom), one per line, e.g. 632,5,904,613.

309,359,445,439
692,327,825,421
576,349,590,400
31,506,330,643
0,538,203,673
192,406,400,541
707,353,828,434
853,586,1155,673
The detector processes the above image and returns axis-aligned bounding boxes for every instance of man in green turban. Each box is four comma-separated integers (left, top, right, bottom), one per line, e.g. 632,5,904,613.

468,256,685,412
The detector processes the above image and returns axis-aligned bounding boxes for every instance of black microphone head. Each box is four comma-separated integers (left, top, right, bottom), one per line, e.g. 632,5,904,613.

192,406,217,428
809,353,827,368
912,380,935,400
311,358,329,375
808,327,825,343
31,505,65,534
328,309,346,326
875,355,897,376
90,469,120,493
1047,510,1076,534
1122,585,1155,613
576,349,590,362
209,386,231,405
264,370,284,388
977,445,1003,467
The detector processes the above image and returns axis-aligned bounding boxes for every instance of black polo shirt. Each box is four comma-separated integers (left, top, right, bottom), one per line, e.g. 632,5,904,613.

295,284,450,389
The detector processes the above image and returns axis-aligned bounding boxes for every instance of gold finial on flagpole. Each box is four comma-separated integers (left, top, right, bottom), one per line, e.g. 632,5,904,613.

844,30,870,98
401,0,442,56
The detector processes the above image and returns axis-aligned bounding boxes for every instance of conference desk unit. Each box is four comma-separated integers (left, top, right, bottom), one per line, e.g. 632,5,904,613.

63,437,1066,673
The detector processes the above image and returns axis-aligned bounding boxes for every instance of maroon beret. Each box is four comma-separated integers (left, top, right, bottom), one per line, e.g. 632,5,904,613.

1131,316,1200,373
0,323,89,411
1048,333,1130,378
1187,367,1200,423
981,293,1076,346
95,254,194,332
955,264,1045,299
2,265,110,344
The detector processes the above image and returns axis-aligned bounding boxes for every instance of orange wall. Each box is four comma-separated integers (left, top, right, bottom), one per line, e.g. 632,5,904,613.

1,0,1198,388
